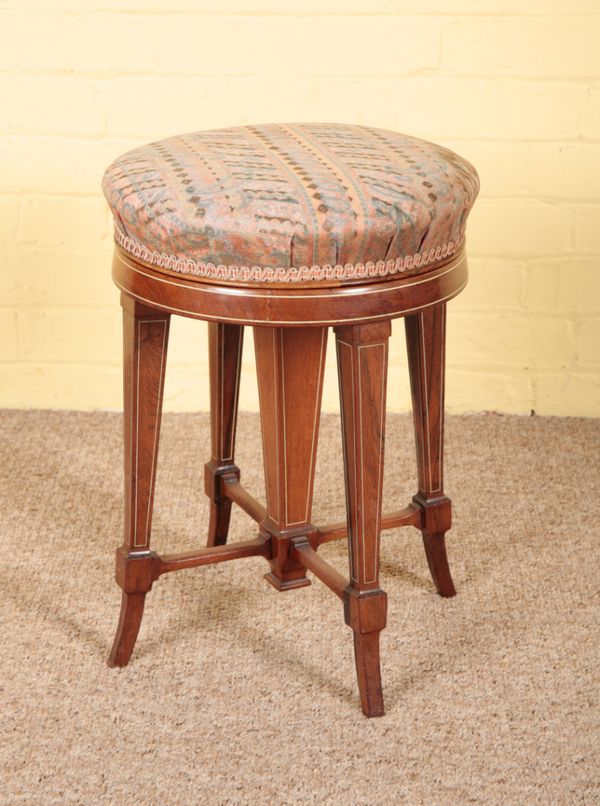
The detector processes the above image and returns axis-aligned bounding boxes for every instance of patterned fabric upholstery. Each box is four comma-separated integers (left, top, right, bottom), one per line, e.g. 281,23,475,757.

102,123,479,284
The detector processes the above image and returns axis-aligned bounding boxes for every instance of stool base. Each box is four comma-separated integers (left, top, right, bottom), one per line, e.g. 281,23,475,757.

108,260,461,717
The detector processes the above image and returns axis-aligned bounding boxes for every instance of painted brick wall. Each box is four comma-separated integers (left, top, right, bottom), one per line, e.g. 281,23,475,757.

1,1,599,415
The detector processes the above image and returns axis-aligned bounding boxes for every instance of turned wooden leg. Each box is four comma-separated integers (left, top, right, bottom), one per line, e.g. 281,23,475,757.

405,304,456,598
254,326,327,590
204,323,244,547
108,295,170,667
335,321,390,718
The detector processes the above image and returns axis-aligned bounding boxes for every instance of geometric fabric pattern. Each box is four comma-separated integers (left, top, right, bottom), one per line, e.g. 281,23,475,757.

102,123,479,284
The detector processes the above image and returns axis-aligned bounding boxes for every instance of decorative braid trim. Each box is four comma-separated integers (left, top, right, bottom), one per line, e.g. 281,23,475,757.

113,221,463,284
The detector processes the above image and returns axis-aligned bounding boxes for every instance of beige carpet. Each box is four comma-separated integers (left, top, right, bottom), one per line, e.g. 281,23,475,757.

0,409,598,805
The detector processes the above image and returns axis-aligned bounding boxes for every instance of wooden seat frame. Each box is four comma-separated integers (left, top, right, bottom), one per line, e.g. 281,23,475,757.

107,244,467,717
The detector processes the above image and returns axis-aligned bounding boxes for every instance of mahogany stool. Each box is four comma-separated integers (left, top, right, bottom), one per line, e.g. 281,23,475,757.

102,123,479,717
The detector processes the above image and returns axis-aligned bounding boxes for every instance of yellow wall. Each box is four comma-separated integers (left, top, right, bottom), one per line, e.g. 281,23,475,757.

1,1,599,415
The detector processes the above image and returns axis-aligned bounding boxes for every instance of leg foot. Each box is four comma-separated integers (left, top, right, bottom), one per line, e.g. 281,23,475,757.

108,591,146,667
422,532,456,598
207,499,233,548
353,631,385,717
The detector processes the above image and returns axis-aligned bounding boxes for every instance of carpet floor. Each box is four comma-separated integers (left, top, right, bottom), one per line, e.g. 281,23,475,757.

0,409,598,805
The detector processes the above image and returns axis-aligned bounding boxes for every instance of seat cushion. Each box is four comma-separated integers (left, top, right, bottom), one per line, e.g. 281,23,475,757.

102,123,479,285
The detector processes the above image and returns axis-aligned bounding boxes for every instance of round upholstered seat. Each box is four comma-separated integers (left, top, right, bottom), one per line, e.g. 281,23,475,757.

102,123,479,285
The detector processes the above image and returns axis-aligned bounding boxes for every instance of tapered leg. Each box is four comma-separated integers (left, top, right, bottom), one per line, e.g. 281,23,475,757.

405,304,456,597
205,323,244,547
336,321,390,717
254,326,327,590
108,295,170,667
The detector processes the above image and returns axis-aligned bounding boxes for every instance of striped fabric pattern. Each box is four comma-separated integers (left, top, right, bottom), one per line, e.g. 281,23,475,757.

102,123,479,284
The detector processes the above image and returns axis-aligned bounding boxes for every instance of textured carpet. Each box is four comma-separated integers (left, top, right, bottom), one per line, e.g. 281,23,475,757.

0,410,598,805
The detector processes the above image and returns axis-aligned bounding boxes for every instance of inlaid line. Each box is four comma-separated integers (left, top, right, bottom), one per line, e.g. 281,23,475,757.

113,278,468,327
133,317,168,548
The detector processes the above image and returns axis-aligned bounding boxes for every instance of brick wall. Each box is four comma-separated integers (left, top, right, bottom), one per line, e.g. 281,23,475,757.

1,1,599,415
